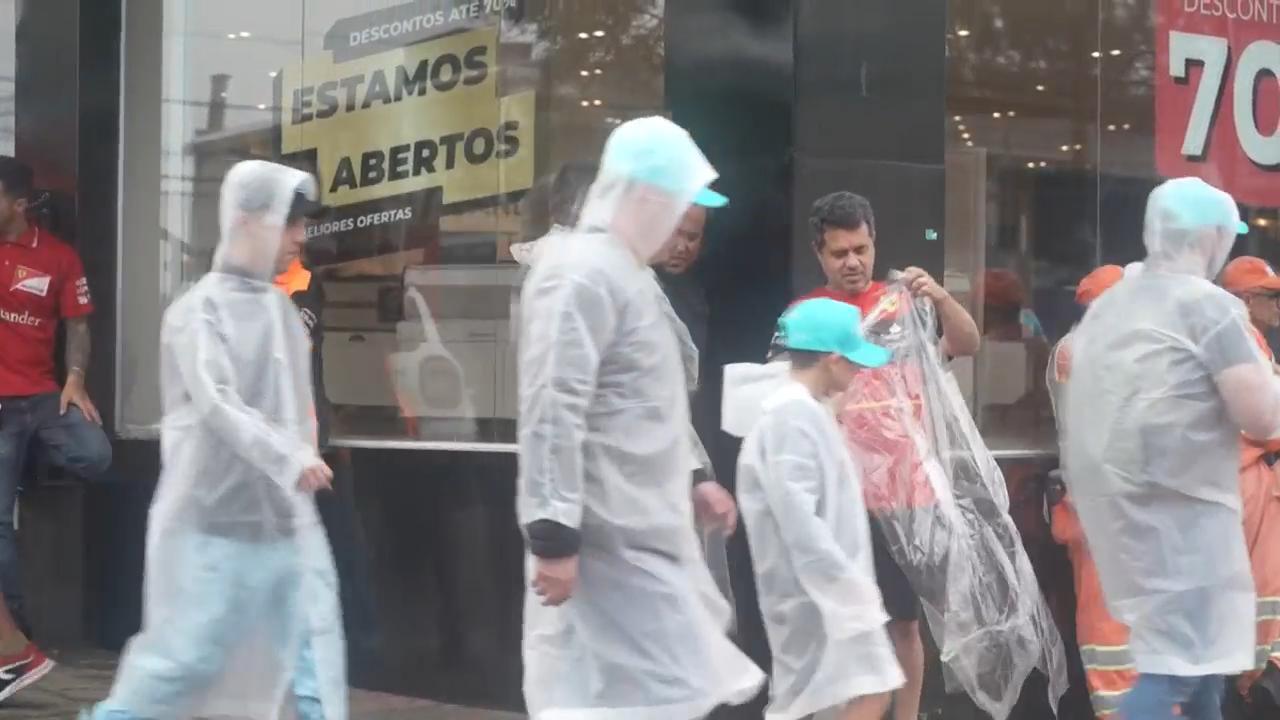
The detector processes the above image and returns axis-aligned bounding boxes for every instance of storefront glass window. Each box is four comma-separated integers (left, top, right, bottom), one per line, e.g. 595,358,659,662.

117,0,666,447
0,0,13,155
945,0,1280,454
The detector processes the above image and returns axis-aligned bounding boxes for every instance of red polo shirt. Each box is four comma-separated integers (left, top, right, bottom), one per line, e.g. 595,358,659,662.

0,226,93,396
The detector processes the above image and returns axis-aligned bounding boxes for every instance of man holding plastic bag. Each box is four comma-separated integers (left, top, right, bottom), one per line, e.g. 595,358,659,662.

783,192,1065,720
1064,178,1280,719
516,117,764,720
790,194,980,720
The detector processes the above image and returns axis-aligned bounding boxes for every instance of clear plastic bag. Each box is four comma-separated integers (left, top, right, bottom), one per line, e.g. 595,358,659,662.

839,275,1068,719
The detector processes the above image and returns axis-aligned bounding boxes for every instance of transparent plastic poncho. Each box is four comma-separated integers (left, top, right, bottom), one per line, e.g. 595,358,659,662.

1062,178,1269,677
518,117,764,720
104,161,346,720
838,278,1068,719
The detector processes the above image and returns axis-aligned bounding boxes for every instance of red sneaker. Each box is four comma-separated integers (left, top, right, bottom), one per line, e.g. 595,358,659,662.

0,643,55,703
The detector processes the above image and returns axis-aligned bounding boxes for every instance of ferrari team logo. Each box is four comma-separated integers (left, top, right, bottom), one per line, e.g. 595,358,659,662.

10,265,50,297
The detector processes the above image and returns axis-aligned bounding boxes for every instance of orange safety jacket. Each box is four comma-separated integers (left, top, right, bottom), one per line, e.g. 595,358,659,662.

1051,338,1135,718
1238,326,1280,696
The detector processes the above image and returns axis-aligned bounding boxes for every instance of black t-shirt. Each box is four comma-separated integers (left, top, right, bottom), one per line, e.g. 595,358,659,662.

284,270,332,449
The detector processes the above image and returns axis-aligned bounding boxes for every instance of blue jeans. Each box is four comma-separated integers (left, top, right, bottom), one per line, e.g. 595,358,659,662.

0,392,113,610
86,533,330,719
86,640,324,720
1119,673,1224,720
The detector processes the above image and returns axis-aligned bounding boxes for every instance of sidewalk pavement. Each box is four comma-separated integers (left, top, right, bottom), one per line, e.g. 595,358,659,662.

5,647,523,720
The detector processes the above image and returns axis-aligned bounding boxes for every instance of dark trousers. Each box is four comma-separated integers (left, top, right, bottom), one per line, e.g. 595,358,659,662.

0,392,113,628
314,447,378,656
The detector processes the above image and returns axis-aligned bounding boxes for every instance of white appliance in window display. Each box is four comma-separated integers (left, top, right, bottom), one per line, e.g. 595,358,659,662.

397,265,523,428
389,287,480,439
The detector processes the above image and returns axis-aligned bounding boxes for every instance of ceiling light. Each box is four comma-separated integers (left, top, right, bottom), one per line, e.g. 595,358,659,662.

577,32,589,39
580,100,590,107
1039,161,1047,168
1091,51,1102,58
956,29,971,37
579,70,590,77
238,31,251,38
961,132,971,139
1035,84,1046,92
953,115,962,122
1109,49,1122,56
1122,123,1131,130
257,103,267,110
1026,162,1036,169
1107,124,1117,131
966,140,974,147
592,30,606,37
1073,144,1084,151
592,99,603,106
1007,111,1017,117
1254,217,1272,228
226,33,237,39
1060,145,1071,152
268,71,278,78
958,124,967,131
993,112,1003,118
593,68,603,75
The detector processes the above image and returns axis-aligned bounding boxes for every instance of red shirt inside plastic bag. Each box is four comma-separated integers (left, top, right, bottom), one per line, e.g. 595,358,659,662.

794,282,938,511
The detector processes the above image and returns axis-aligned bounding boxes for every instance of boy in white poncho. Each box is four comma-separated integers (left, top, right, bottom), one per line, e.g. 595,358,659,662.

727,297,904,720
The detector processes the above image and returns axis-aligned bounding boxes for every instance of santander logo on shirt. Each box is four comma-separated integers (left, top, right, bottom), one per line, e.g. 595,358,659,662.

0,306,41,327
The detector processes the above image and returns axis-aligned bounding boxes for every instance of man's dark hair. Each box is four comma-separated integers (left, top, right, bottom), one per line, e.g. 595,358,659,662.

0,156,34,202
286,191,328,224
549,162,598,228
809,192,875,250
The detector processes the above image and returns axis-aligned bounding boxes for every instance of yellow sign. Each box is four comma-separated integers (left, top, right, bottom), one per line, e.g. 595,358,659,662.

281,27,535,207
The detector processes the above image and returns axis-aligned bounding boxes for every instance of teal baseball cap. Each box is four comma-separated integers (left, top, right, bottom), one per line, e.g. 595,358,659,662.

694,186,729,209
1152,177,1248,235
600,116,727,208
778,298,892,368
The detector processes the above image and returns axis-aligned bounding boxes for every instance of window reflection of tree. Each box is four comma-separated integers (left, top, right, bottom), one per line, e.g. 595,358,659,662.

947,0,1163,454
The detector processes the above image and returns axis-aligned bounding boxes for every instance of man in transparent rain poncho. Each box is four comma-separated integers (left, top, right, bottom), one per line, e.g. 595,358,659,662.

1064,177,1280,720
517,117,765,720
726,298,904,720
84,160,346,720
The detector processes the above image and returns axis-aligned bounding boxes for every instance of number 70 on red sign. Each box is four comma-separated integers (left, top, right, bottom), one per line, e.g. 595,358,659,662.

1169,32,1279,165
1156,18,1280,207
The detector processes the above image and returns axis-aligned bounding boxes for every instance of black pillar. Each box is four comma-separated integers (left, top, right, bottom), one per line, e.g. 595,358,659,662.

792,0,948,291
667,3,796,717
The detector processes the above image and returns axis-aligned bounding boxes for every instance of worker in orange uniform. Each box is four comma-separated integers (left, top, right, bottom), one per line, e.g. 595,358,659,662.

1220,256,1280,713
1046,265,1135,718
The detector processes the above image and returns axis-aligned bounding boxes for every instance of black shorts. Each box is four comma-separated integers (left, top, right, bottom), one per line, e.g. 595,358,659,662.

870,517,921,622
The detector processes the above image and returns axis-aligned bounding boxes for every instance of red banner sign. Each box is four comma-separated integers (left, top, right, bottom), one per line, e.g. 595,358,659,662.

1155,0,1280,207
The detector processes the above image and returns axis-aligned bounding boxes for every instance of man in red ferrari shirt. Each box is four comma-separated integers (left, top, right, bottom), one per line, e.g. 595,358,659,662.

0,157,111,642
794,192,979,720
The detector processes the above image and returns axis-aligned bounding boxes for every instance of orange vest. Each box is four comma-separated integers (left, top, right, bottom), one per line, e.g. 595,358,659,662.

273,258,312,297
1051,337,1135,718
1241,326,1280,469
1238,324,1280,692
